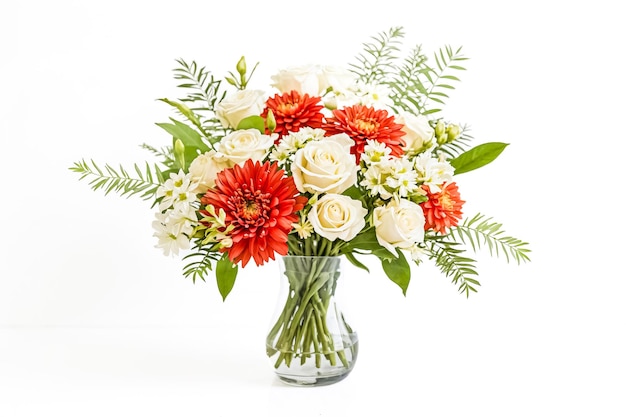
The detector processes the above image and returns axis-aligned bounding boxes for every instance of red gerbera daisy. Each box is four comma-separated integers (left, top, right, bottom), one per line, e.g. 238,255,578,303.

323,104,405,163
200,160,307,267
420,182,465,234
262,90,324,140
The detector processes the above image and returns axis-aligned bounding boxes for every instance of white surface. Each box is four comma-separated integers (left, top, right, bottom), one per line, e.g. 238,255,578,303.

2,1,625,416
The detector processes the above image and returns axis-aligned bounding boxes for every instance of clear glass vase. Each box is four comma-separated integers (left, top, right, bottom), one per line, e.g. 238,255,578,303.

266,255,358,386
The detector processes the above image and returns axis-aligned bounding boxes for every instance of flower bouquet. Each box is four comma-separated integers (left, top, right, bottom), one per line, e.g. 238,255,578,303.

71,26,530,385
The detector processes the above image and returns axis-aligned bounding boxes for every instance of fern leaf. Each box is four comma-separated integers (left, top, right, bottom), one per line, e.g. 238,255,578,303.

349,26,404,85
427,240,481,297
447,213,532,264
69,159,162,201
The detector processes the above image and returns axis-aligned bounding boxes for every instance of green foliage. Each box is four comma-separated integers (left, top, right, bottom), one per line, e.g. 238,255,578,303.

349,26,467,115
426,238,481,297
349,26,405,86
172,58,227,137
450,142,509,175
215,254,238,301
69,159,164,202
381,250,411,295
181,245,221,284
447,213,532,264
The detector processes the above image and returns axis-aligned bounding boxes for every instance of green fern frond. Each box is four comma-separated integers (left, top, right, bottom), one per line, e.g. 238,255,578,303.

349,26,405,85
427,239,481,297
173,58,227,134
140,144,176,168
182,245,222,283
420,45,468,115
448,213,532,264
387,44,428,114
69,159,164,201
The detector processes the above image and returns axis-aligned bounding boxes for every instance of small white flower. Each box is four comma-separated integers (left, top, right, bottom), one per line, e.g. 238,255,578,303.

156,170,194,211
413,153,454,192
361,140,392,166
355,82,393,109
152,210,193,257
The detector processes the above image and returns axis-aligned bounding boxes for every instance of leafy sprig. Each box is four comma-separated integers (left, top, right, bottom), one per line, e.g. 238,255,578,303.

70,159,166,202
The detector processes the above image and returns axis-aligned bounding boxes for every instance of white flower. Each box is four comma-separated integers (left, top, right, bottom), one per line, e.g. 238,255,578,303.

361,140,392,166
217,128,275,166
396,112,434,153
188,150,231,194
291,134,358,194
152,211,194,257
215,89,266,129
156,170,195,211
270,64,323,95
355,82,393,109
318,65,357,96
373,198,425,256
413,153,454,192
360,164,393,200
308,194,367,242
385,158,419,198
293,217,314,239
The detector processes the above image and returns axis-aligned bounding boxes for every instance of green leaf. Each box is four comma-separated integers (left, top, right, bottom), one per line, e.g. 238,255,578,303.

236,115,265,133
344,252,370,273
156,119,210,152
381,250,411,295
215,254,238,301
450,142,509,175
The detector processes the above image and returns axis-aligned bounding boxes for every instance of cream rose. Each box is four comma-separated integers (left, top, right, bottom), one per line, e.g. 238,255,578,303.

217,129,275,166
291,134,357,194
215,89,266,129
396,112,434,153
188,150,231,194
373,198,425,256
318,66,357,95
270,65,322,96
308,194,367,242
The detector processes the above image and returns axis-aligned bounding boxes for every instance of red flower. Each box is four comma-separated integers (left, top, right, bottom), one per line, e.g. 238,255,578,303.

323,104,405,163
262,90,324,140
420,182,465,234
201,160,307,267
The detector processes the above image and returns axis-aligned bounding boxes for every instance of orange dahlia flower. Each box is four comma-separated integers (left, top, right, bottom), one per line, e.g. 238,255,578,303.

262,90,324,140
200,160,307,267
323,104,405,163
420,182,465,234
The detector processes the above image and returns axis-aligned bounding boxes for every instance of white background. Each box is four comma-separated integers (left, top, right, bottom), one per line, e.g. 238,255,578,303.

1,1,625,416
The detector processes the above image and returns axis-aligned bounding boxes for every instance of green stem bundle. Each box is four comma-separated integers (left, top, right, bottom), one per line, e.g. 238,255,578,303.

266,256,351,370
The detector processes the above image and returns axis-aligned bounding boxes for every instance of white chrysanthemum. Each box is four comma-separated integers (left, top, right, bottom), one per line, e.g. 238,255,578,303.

361,140,392,166
271,127,326,164
152,211,193,257
156,170,194,211
355,82,394,109
385,158,419,198
413,153,454,192
360,164,393,200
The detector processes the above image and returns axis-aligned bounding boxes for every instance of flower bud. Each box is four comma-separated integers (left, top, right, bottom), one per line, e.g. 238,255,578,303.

236,56,247,76
436,132,448,145
434,119,446,138
266,109,277,133
174,138,185,169
446,124,460,142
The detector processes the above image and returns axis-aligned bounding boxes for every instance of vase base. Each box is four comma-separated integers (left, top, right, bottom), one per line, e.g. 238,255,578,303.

275,369,353,387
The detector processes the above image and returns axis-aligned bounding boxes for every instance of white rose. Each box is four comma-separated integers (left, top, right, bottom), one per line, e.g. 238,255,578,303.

215,89,266,129
270,65,322,96
308,194,367,242
217,129,275,166
396,112,434,153
318,65,357,95
188,150,231,194
373,198,425,256
292,134,357,194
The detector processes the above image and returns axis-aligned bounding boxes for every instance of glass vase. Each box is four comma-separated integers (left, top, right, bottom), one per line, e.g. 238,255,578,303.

266,255,358,386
